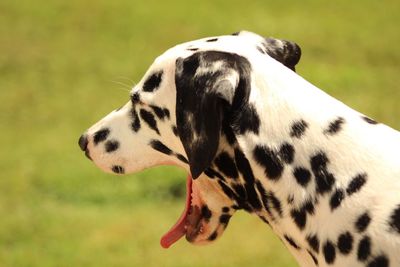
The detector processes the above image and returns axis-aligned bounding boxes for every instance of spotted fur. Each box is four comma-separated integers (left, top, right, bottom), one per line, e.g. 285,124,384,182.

79,31,400,267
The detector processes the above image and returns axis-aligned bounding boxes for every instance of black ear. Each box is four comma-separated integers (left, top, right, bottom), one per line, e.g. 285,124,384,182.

262,37,301,71
174,51,244,179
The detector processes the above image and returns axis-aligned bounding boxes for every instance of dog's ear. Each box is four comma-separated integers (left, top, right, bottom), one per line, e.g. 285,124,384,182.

262,37,301,71
175,52,246,179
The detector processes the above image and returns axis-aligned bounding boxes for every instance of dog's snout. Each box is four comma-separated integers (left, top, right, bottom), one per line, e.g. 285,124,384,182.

78,134,89,151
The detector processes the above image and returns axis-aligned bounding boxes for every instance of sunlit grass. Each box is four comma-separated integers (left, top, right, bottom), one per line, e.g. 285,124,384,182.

0,0,399,266
1,200,295,267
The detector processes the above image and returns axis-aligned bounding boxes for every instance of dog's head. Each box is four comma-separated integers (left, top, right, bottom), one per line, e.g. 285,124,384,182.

78,31,301,247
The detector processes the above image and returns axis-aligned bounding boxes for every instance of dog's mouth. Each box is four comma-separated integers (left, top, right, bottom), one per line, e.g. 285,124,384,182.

160,175,215,248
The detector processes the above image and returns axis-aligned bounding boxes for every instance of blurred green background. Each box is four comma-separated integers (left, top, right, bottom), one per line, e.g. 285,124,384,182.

1,0,399,266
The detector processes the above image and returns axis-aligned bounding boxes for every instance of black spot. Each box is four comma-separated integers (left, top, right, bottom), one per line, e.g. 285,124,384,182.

222,207,230,213
293,167,311,187
367,255,389,267
306,234,320,252
149,105,170,120
204,167,224,179
324,117,345,135
310,152,328,170
330,188,345,211
316,172,335,194
142,70,163,92
269,191,283,217
257,45,266,54
149,140,172,155
204,168,215,178
323,240,336,264
218,180,240,205
230,184,252,211
206,38,218,42
357,236,371,262
176,154,189,164
284,235,301,250
234,148,262,211
231,31,240,36
105,140,119,153
362,116,378,125
111,165,124,174
176,53,199,77
214,151,239,179
355,212,371,233
171,125,178,136
346,173,367,196
93,128,110,144
201,205,212,221
290,120,308,138
253,145,284,180
310,152,335,194
130,92,141,103
130,109,141,132
279,143,295,164
259,215,270,225
389,204,400,233
232,184,246,203
287,194,294,204
256,181,274,219
291,208,307,230
187,47,199,51
303,199,315,215
222,122,237,145
139,109,160,135
219,214,231,224
208,231,218,241
337,232,353,255
308,250,318,266
232,104,260,135
163,108,170,118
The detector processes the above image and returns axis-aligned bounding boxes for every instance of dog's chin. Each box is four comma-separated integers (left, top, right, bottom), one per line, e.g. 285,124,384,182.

181,191,223,245
184,205,224,245
89,152,149,176
185,222,224,245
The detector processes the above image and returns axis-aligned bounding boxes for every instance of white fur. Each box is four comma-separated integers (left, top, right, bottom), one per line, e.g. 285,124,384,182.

83,31,400,267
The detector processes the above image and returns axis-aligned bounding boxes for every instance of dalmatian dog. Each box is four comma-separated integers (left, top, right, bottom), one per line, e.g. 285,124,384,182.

78,31,400,267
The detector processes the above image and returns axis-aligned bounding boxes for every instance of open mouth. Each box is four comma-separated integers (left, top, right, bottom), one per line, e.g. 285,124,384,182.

160,175,205,248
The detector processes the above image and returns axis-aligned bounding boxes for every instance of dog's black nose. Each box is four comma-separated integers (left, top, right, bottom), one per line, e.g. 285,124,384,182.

78,134,89,151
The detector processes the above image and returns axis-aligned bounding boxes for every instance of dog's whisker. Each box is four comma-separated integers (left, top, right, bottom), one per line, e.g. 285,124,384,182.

115,76,137,87
108,80,132,92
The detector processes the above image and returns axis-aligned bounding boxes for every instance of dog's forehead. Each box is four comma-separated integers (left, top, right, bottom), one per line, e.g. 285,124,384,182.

133,31,264,99
156,31,265,62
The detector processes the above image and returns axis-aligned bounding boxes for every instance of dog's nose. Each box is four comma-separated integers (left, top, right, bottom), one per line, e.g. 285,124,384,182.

78,134,89,151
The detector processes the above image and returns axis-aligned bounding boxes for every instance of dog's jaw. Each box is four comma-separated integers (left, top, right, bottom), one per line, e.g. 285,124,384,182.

161,175,235,248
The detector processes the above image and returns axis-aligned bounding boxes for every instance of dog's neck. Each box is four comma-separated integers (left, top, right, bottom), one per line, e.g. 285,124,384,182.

208,61,399,265
235,62,355,206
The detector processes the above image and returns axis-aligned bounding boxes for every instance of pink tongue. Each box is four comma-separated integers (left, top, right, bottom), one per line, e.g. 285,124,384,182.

160,175,192,248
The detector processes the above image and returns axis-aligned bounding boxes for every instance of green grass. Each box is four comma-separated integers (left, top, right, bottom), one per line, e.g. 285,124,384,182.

0,0,399,266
